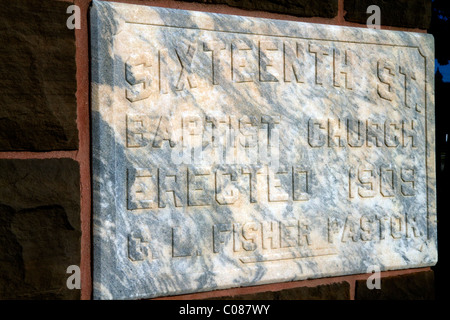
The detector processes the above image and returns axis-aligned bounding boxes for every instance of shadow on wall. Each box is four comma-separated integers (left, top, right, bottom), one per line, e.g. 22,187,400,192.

0,159,81,300
0,204,80,299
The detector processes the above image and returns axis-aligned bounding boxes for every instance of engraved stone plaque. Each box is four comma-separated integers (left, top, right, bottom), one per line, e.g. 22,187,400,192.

91,0,437,299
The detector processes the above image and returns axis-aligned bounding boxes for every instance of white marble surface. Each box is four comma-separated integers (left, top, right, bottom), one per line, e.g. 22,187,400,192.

91,0,437,299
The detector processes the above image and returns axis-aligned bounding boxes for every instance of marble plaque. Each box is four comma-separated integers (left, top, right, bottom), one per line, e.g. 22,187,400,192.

91,0,437,300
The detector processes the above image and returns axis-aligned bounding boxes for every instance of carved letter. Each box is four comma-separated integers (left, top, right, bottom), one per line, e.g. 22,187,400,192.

153,116,176,148
333,48,353,89
128,232,151,261
399,66,421,112
298,221,312,246
366,120,383,147
293,167,310,201
402,120,417,148
268,166,289,202
239,115,258,148
391,216,403,239
203,41,226,85
384,120,401,147
280,219,298,248
158,167,186,207
347,119,365,147
358,164,377,198
261,221,280,249
242,222,259,251
401,168,415,196
259,40,280,82
188,166,213,206
328,118,346,147
232,40,254,83
377,59,395,101
380,166,395,197
215,166,240,205
213,223,231,253
309,43,331,85
308,118,326,147
125,53,154,102
127,168,158,210
242,165,263,203
341,216,358,242
360,215,374,241
284,41,305,83
174,43,198,90
127,114,149,148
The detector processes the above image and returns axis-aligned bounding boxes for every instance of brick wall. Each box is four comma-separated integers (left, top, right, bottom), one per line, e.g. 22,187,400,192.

0,0,436,300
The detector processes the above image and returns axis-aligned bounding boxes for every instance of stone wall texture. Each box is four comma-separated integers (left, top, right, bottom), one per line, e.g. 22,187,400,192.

0,0,437,300
0,0,78,151
355,271,435,300
208,282,351,300
344,0,431,29
177,0,339,18
0,159,80,299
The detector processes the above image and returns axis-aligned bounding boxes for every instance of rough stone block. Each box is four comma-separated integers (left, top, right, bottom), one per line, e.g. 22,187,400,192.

0,0,78,151
277,282,350,300
211,282,350,300
0,159,80,299
344,0,432,29
91,1,437,300
355,271,435,300
177,0,338,18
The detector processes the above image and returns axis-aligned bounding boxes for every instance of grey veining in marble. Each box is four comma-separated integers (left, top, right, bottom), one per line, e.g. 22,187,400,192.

91,0,437,300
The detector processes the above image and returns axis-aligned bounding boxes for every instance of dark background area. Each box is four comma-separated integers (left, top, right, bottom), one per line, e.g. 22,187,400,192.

429,0,450,301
